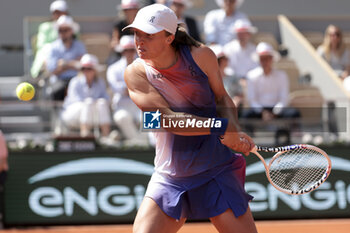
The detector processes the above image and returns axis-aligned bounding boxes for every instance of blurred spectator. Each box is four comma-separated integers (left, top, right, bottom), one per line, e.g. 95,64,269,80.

61,54,111,138
107,35,146,144
317,24,350,80
243,42,300,120
224,19,258,80
203,0,248,45
0,130,8,229
108,0,140,65
169,0,202,42
209,44,244,108
31,0,69,78
46,15,86,101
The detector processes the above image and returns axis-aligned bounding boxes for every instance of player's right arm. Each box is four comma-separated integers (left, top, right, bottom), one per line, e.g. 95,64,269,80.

124,61,225,136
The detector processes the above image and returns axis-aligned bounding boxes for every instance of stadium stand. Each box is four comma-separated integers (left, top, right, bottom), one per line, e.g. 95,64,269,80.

301,31,324,48
0,1,349,146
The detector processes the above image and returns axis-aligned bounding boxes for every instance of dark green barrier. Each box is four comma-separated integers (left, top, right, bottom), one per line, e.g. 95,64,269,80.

4,150,154,226
4,146,350,226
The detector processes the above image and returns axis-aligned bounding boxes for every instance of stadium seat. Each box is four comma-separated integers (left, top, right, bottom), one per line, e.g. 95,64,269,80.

289,86,324,123
253,32,279,50
80,33,111,65
342,31,350,48
302,31,324,48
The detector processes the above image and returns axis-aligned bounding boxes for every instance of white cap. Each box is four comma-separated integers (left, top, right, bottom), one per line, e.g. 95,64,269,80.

209,44,225,59
171,0,193,8
50,0,68,13
215,0,244,9
56,15,80,34
117,0,140,10
256,42,280,61
115,35,136,52
80,54,102,71
123,4,178,35
233,19,257,34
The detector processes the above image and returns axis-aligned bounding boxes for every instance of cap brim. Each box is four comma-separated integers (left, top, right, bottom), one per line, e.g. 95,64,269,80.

235,27,258,34
216,0,245,8
256,51,280,62
80,64,105,72
122,22,164,34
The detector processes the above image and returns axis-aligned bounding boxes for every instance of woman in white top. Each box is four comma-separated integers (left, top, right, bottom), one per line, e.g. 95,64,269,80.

317,24,350,80
61,54,111,137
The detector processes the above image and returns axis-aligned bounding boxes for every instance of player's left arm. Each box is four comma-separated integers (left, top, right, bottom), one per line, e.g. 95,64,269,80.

192,45,254,154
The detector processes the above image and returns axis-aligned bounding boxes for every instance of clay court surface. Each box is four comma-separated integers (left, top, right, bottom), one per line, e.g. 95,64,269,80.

1,219,349,233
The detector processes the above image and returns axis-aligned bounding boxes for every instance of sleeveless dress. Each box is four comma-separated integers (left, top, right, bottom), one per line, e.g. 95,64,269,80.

139,45,253,220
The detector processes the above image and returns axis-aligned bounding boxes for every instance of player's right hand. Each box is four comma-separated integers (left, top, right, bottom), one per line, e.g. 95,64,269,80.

220,132,255,156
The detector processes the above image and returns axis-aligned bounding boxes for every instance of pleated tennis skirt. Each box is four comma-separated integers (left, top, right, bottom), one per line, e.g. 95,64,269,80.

145,154,253,220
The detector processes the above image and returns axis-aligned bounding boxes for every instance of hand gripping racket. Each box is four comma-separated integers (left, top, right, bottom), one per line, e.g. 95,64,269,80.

250,144,332,195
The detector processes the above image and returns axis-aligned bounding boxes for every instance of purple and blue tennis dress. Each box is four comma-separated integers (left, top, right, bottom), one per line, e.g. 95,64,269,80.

138,45,253,220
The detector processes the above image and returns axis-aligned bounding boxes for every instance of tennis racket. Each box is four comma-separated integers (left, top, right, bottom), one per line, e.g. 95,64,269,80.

250,144,332,195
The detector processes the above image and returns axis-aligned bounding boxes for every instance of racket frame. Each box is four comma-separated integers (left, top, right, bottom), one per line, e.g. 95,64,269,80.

251,144,332,195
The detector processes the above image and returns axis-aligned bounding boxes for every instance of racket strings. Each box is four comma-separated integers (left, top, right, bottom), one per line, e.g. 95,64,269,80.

268,148,329,192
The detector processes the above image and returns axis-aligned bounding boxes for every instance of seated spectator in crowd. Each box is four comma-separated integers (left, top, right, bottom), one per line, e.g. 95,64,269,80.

209,44,244,109
46,15,86,101
0,130,8,228
108,0,140,65
243,42,300,120
61,54,111,138
169,0,202,42
317,24,350,80
31,0,69,78
224,19,258,80
107,36,147,145
203,0,248,45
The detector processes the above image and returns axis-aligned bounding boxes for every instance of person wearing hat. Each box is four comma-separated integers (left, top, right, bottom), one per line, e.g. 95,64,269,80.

61,54,111,138
46,15,86,101
31,0,69,78
224,19,259,80
108,0,140,65
210,44,245,113
169,0,201,42
243,42,300,121
107,35,147,145
203,0,249,46
122,4,257,233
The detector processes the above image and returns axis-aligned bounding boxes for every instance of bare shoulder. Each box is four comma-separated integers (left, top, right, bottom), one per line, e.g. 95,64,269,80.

191,45,216,62
190,45,218,75
124,60,146,80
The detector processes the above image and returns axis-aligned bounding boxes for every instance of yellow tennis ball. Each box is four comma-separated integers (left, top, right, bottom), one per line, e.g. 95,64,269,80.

16,82,35,101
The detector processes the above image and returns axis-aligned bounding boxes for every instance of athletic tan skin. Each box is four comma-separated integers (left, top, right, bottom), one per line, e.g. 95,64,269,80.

124,29,258,233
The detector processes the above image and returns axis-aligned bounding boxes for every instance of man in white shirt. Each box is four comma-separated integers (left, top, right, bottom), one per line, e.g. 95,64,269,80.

243,42,300,120
203,0,248,45
224,19,258,79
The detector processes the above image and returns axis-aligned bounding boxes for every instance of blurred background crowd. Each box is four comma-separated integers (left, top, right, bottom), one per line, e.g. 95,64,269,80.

0,0,350,150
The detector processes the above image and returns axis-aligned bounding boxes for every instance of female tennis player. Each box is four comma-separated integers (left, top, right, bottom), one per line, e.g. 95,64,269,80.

123,4,257,233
